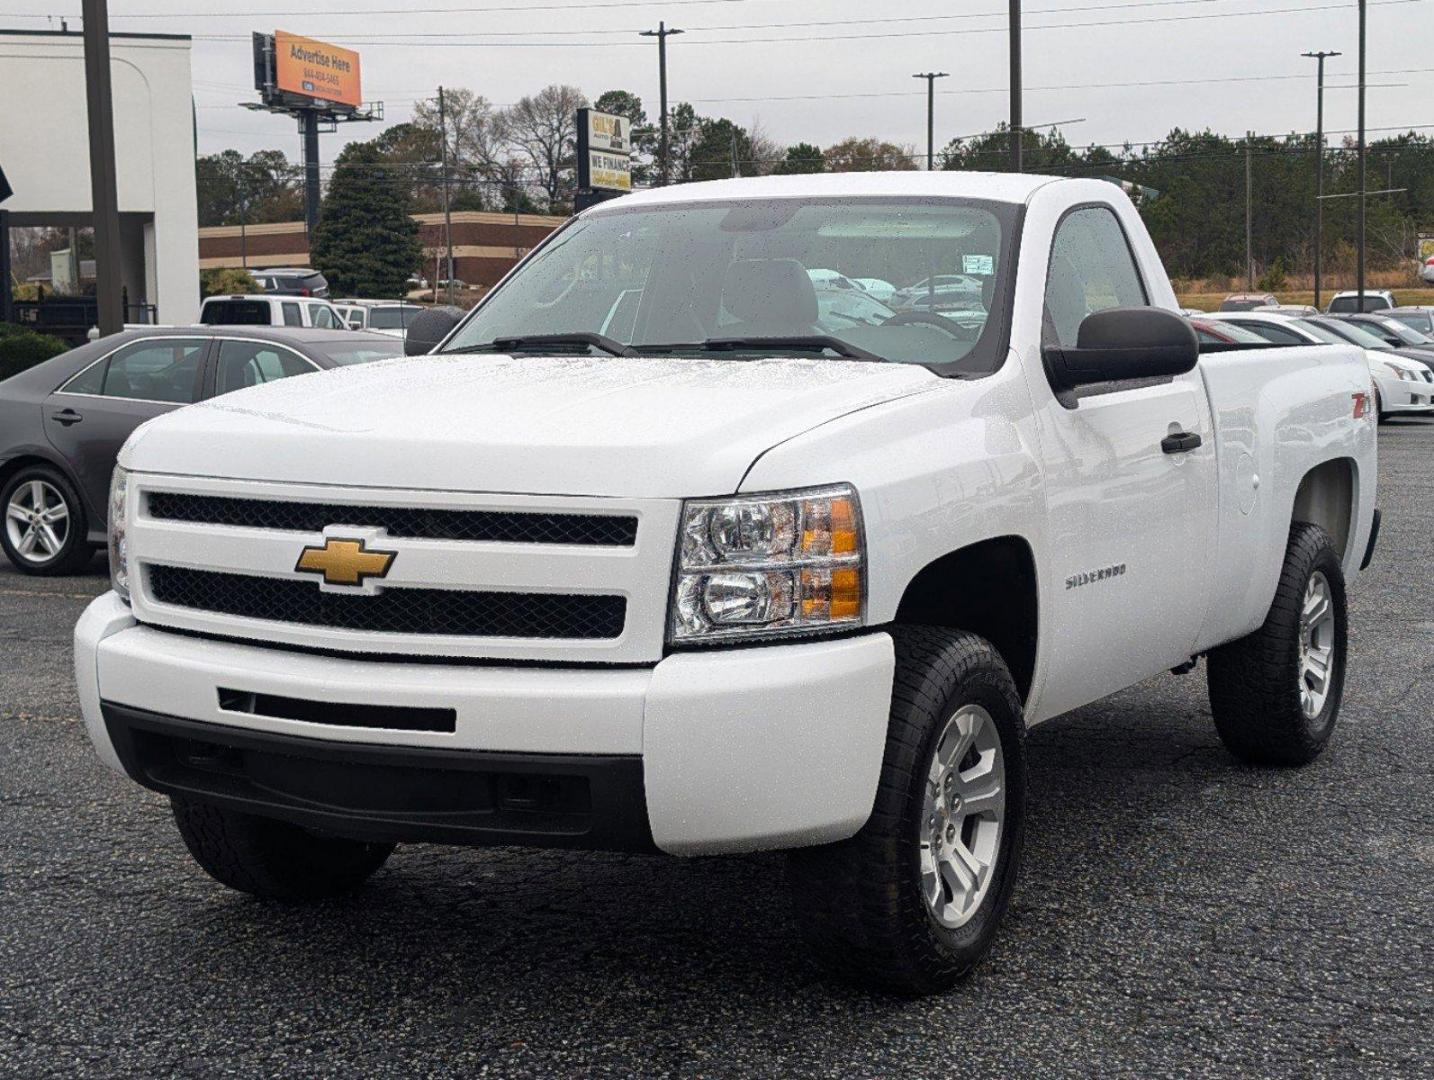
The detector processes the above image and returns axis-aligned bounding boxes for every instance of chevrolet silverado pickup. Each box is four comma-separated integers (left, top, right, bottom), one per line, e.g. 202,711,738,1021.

75,173,1378,994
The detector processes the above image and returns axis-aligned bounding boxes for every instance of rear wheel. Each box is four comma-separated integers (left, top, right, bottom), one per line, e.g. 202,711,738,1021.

0,466,94,575
171,797,395,900
789,627,1026,994
1207,522,1347,765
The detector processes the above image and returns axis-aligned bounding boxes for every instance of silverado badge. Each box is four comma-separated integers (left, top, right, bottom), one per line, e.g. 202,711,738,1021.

295,537,396,587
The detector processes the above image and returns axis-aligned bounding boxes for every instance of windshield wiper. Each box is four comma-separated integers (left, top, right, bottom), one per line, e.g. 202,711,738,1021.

637,335,885,361
449,332,636,357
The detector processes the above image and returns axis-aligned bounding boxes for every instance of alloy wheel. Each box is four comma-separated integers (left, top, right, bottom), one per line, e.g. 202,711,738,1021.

918,704,1006,929
1298,570,1337,719
5,479,71,564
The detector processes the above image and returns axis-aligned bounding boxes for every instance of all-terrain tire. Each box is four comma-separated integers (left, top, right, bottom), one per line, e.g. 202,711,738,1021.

788,626,1026,995
1206,522,1347,766
171,797,395,900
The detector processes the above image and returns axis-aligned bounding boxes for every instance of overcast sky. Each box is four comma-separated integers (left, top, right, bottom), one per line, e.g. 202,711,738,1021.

4,0,1432,170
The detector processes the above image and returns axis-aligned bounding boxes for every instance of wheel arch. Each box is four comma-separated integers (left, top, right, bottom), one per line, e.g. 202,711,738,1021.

1291,456,1357,562
891,535,1039,703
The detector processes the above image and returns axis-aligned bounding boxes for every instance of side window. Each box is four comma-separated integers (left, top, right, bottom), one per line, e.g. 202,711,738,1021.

1230,321,1304,346
309,304,338,329
1042,206,1149,349
213,340,317,396
98,340,206,403
281,302,303,327
60,356,108,395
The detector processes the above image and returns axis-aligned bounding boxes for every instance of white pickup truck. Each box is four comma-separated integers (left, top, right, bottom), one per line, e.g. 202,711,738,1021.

76,173,1378,994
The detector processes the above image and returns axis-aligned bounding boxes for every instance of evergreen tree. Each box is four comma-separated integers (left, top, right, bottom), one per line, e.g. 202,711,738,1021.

774,143,825,175
311,140,423,299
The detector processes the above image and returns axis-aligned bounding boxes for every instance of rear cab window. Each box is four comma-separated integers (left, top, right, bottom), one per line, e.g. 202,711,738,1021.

201,300,273,326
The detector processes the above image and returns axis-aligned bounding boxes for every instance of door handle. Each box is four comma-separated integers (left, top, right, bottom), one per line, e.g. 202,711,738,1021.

50,409,84,426
1161,431,1202,454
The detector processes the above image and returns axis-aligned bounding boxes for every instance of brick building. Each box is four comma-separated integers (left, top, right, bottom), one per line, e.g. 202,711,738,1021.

198,210,565,289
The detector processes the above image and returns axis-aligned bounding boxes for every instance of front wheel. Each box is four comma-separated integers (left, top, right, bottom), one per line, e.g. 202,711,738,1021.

788,627,1026,995
1206,522,1347,765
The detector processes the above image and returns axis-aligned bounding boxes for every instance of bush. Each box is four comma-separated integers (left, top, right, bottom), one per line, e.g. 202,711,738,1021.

0,323,70,380
1257,257,1288,292
200,267,259,298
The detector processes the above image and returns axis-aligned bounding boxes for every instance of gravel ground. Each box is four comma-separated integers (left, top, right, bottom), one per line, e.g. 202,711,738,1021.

1,421,1431,1079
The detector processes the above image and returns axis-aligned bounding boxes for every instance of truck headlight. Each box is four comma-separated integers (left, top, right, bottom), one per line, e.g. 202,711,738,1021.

670,485,865,643
108,466,130,604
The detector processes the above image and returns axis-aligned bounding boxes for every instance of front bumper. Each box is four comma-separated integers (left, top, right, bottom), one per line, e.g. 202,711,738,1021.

76,593,895,855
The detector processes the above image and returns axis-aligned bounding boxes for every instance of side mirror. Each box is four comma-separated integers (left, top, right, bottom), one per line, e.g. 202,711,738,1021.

1043,306,1198,394
404,306,464,356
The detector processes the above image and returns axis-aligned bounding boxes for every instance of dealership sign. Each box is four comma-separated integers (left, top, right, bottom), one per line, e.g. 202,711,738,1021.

577,109,632,193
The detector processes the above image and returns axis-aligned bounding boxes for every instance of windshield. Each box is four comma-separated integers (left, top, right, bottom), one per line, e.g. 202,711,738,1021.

1306,318,1391,350
1365,317,1430,345
440,197,1020,374
1328,295,1389,313
369,306,422,330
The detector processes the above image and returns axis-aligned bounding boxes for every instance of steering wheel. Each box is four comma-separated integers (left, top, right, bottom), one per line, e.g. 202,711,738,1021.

882,309,977,340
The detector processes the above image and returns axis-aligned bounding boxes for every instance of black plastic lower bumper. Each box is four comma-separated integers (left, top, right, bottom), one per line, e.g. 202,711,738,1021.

102,702,655,852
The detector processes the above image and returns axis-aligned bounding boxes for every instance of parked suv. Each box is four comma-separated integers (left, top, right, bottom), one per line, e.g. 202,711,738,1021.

251,268,330,298
199,295,349,330
1327,290,1395,313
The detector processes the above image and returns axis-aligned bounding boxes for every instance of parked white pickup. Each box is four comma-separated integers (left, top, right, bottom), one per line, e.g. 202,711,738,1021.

77,172,1378,993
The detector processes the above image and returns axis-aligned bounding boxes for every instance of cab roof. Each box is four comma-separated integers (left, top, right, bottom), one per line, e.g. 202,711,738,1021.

585,171,1062,214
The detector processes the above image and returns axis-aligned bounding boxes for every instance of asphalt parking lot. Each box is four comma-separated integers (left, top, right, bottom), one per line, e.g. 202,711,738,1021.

2,423,1431,1080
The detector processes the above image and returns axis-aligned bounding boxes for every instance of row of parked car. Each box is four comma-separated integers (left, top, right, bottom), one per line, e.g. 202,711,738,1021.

1218,288,1425,319
213,266,426,341
1192,309,1434,421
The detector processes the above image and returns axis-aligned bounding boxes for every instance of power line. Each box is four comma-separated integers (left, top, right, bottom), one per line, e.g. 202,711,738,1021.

184,0,1427,46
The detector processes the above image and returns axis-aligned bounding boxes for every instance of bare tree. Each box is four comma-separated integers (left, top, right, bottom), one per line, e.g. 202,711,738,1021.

745,117,785,177
414,89,508,175
504,84,587,212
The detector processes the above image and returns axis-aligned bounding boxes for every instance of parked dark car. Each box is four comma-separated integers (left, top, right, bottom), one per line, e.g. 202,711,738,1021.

251,267,331,299
1386,307,1434,335
0,327,400,574
1304,315,1434,377
1332,312,1434,359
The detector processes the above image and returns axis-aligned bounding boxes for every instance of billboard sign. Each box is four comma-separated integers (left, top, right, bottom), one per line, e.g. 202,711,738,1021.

273,31,362,109
1418,233,1434,262
577,109,632,193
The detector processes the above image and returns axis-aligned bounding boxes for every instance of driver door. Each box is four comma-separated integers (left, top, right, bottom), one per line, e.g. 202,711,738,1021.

1028,206,1217,718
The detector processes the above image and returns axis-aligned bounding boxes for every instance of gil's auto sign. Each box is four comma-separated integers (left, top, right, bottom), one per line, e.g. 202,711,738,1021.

577,109,632,192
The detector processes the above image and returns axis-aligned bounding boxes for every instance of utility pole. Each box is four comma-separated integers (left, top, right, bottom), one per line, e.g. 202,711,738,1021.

639,22,683,185
1357,0,1367,306
913,72,949,170
1302,50,1339,310
1009,0,1022,171
1245,133,1254,289
438,86,455,304
82,0,124,335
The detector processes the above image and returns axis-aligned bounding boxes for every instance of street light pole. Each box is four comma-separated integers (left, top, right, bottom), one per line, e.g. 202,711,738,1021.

1245,132,1254,290
1302,50,1339,310
913,72,949,170
639,22,683,185
82,0,124,335
1009,0,1022,171
1356,0,1367,307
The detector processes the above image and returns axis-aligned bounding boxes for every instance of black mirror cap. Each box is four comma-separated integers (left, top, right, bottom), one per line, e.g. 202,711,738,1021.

1044,306,1199,393
404,306,465,356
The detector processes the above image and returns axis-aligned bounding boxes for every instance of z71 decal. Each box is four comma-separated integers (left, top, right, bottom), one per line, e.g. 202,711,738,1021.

1066,563,1127,590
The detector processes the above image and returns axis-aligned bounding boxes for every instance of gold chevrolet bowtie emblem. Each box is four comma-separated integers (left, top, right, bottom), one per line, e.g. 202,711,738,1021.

294,537,396,587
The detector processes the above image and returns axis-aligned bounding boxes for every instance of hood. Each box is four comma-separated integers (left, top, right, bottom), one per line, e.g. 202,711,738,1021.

123,353,939,497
